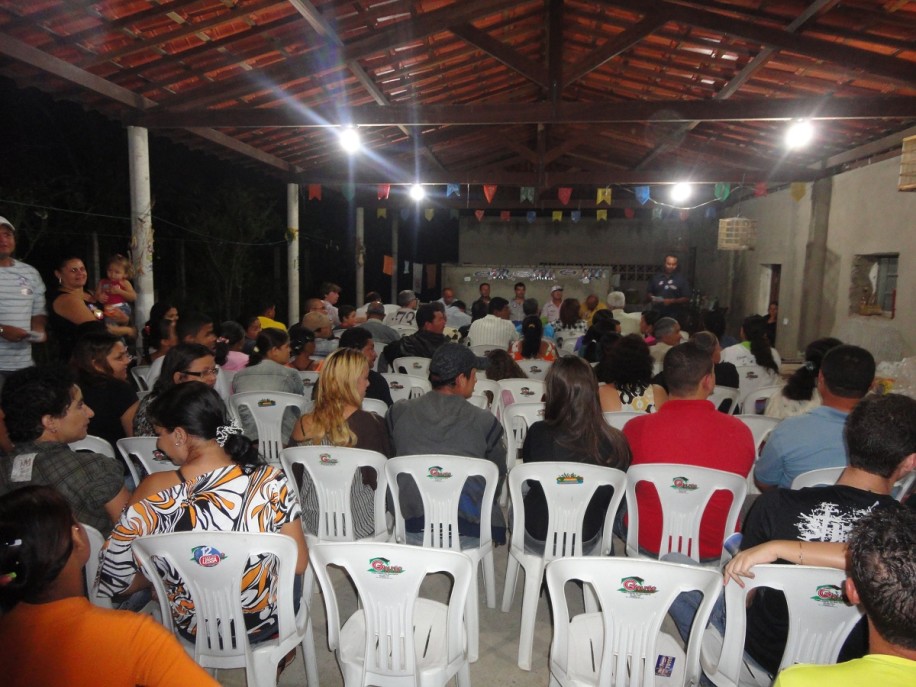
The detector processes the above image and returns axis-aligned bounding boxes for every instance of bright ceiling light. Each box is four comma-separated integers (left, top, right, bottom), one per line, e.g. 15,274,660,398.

409,184,426,201
339,126,361,154
785,120,814,149
670,182,692,203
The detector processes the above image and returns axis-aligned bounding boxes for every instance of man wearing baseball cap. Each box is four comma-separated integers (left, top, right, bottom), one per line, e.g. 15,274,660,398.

541,284,563,323
387,343,507,542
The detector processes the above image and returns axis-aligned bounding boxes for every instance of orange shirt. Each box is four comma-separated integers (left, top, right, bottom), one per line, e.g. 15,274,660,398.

0,597,218,687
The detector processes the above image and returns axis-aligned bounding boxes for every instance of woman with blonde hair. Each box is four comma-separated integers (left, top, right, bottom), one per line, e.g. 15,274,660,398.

290,347,391,539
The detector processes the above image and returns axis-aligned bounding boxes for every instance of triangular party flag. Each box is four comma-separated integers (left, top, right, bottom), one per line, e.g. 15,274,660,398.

652,206,663,220
624,207,635,219
400,208,410,221
596,209,608,222
500,210,510,222
342,183,355,201
754,182,768,197
449,209,459,220
790,182,806,202
474,209,485,222
382,255,394,276
520,186,535,203
635,186,650,205
558,187,572,205
526,211,536,223
552,210,562,222
424,208,435,221
308,184,321,201
483,185,497,204
705,205,717,219
597,188,612,205
714,183,730,201
377,184,390,200
571,210,581,223
377,208,387,219
403,260,410,275
446,183,460,198
679,209,689,221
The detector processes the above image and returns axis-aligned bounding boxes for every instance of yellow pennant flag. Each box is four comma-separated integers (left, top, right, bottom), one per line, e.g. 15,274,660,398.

552,210,562,222
790,183,807,202
424,208,435,221
597,188,612,205
376,208,387,219
596,209,608,222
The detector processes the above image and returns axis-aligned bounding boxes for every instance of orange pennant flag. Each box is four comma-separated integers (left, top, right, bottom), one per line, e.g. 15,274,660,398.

474,209,485,221
377,184,390,200
500,210,510,221
382,255,394,276
308,184,321,201
558,187,572,205
483,185,497,204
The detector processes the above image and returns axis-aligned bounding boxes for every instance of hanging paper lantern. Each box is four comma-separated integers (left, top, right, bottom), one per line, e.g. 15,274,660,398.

718,217,758,250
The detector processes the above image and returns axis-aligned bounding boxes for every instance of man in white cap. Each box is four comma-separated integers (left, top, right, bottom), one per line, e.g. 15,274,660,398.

541,284,564,323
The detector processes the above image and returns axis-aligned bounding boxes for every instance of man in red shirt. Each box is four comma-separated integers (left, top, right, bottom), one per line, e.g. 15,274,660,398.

623,341,755,561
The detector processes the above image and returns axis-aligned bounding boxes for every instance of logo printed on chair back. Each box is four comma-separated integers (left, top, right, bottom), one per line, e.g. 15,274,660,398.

368,557,404,577
257,398,276,407
191,545,227,568
811,584,845,606
556,472,583,485
389,381,404,389
303,378,315,386
670,476,698,492
530,366,542,373
427,466,452,480
519,386,535,396
412,362,422,369
319,452,338,465
618,576,658,597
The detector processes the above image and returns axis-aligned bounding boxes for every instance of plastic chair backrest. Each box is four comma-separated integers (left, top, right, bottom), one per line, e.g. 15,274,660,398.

228,391,310,463
81,522,110,608
298,370,320,389
469,344,498,356
508,462,627,560
69,435,115,459
516,359,552,380
547,557,721,687
361,397,389,416
130,365,151,392
116,437,174,486
132,531,303,670
740,383,784,415
471,378,500,412
704,565,863,685
735,415,781,455
392,356,431,377
495,378,545,418
386,455,497,552
734,367,780,413
466,393,488,409
626,463,747,563
390,323,418,338
602,410,643,431
309,541,472,686
281,446,390,541
708,385,740,414
380,373,431,403
557,337,579,357
502,402,545,472
790,466,844,490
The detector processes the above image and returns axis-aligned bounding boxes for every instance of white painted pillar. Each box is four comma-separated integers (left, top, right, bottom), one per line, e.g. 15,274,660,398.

390,215,399,304
355,207,365,305
127,126,154,332
287,183,300,325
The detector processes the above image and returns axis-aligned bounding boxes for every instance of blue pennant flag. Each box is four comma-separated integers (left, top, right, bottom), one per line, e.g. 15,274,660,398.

526,211,536,224
446,183,460,198
635,186,650,205
400,208,410,221
571,210,581,223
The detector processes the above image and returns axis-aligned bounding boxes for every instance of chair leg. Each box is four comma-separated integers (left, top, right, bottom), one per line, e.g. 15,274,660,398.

456,661,472,687
482,550,496,609
302,628,319,686
466,571,480,663
516,562,544,671
501,552,520,613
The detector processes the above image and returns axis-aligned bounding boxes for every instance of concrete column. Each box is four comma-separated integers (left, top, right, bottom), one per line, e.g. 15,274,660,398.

287,183,300,324
390,215,399,304
798,178,833,348
355,207,365,305
127,126,154,331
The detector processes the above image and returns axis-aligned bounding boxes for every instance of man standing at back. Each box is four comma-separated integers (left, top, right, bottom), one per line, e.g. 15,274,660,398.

623,342,755,561
755,344,875,490
509,282,526,325
647,253,690,319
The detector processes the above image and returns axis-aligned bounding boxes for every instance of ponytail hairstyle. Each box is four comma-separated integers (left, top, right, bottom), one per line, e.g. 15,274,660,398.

142,318,176,363
741,315,779,375
148,382,260,467
520,315,543,359
214,320,245,366
0,486,75,612
782,337,842,401
247,327,289,367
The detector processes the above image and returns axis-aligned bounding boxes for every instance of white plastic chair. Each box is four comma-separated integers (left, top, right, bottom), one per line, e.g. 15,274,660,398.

702,565,864,687
386,455,499,663
495,378,545,419
390,323,418,338
547,557,721,687
228,391,311,464
557,337,579,357
708,385,740,414
602,410,643,431
469,343,498,356
516,359,552,380
130,365,151,392
298,370,320,389
280,446,391,542
392,356,431,377
625,463,748,565
132,531,317,687
466,393,488,409
81,522,111,609
360,397,389,416
502,402,545,473
117,437,174,487
501,461,627,670
790,466,844,490
309,541,472,687
69,435,115,458
740,383,784,415
471,378,500,413
735,415,781,496
380,373,431,403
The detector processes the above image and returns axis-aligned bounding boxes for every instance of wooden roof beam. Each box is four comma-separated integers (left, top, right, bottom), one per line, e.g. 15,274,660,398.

450,23,548,87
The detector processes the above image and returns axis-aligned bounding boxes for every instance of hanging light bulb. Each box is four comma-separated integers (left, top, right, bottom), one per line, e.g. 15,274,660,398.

339,126,361,154
785,120,814,149
409,184,426,201
670,182,692,203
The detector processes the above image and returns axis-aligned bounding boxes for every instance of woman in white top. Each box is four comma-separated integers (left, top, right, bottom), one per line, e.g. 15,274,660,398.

765,337,841,419
720,315,781,411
